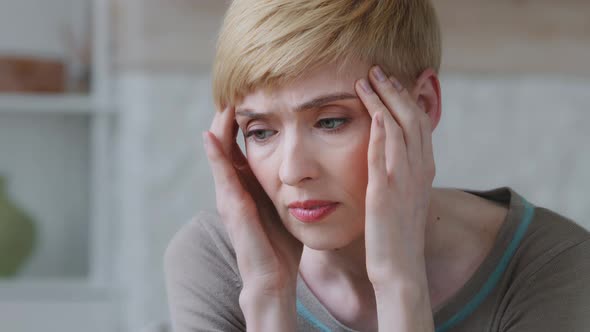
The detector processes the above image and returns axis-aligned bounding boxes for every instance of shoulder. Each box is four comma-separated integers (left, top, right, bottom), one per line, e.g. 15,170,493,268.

499,207,590,330
165,210,233,255
516,206,590,270
531,206,589,240
164,211,245,331
164,210,240,285
500,238,590,331
522,205,590,277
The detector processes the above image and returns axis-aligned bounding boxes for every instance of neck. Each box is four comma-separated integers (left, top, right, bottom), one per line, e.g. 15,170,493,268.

299,187,506,299
301,188,445,281
298,187,509,331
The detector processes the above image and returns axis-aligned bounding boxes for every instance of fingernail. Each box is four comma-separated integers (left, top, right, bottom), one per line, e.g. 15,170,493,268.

372,66,386,82
359,78,373,94
389,76,404,92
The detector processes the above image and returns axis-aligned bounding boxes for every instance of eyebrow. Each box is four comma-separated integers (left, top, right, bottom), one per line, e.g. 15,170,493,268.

235,92,358,119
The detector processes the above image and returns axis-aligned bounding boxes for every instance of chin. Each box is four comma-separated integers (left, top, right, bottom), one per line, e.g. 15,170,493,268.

296,229,363,251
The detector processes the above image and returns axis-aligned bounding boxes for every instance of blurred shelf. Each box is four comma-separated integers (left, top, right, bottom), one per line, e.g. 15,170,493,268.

0,0,119,329
0,94,114,114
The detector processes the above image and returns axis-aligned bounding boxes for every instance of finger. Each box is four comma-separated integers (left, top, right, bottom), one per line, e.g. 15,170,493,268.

209,106,236,158
202,130,249,215
355,78,408,176
367,111,387,188
389,75,424,172
230,123,248,166
232,142,249,170
202,130,273,259
205,115,254,203
367,65,422,170
420,112,436,181
230,124,254,186
212,109,248,170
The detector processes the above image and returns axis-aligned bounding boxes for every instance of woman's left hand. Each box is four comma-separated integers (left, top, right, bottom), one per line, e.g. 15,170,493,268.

354,65,436,290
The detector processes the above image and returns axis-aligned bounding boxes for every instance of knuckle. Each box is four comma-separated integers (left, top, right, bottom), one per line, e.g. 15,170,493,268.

379,78,397,92
371,124,386,141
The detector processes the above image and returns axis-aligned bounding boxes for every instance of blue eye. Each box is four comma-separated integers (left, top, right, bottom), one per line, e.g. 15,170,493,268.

245,117,350,144
245,129,276,141
317,118,348,130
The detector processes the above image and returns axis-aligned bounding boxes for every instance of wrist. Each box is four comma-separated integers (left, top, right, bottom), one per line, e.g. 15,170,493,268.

373,280,434,332
240,285,297,302
239,286,297,332
370,267,429,297
373,278,425,303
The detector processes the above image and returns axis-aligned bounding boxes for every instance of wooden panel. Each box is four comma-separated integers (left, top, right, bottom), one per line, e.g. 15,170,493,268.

434,0,590,75
112,0,229,71
113,0,590,76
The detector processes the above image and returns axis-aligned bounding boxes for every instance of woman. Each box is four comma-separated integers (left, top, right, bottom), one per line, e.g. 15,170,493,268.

164,1,590,331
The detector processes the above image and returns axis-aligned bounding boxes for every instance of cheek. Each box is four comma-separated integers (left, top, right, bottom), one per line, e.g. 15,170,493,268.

334,128,371,208
246,154,279,200
339,120,371,179
247,155,268,182
340,141,370,191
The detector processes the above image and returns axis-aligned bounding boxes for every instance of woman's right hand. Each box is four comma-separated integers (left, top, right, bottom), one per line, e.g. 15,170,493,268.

202,106,304,298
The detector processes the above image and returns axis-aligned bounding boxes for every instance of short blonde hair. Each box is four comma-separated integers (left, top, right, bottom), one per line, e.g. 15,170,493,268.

212,0,441,110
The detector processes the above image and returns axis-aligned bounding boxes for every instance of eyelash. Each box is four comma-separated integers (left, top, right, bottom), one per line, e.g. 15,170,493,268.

245,118,350,143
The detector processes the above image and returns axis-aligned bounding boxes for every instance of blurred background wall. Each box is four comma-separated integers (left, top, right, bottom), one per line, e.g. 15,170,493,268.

1,0,589,331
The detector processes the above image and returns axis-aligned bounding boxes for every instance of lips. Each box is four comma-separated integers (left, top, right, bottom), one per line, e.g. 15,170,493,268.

288,200,339,223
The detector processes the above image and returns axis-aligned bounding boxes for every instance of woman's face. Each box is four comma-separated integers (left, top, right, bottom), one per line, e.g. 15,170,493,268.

235,62,373,250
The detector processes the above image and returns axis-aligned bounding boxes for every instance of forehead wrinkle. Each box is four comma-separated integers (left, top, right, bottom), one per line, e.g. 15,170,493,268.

236,92,358,120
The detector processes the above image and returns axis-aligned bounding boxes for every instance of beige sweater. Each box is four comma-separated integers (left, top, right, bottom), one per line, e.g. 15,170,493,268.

164,187,590,331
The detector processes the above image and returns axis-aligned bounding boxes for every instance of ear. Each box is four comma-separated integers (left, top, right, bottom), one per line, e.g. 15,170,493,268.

411,68,442,133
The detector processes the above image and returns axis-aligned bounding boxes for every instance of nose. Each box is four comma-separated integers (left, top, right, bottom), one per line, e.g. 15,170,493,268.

278,133,320,186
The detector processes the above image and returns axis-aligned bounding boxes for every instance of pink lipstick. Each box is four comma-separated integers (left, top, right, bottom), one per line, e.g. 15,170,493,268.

288,200,339,223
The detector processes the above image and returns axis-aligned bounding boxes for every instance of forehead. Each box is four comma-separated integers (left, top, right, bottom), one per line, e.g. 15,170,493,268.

239,61,371,111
